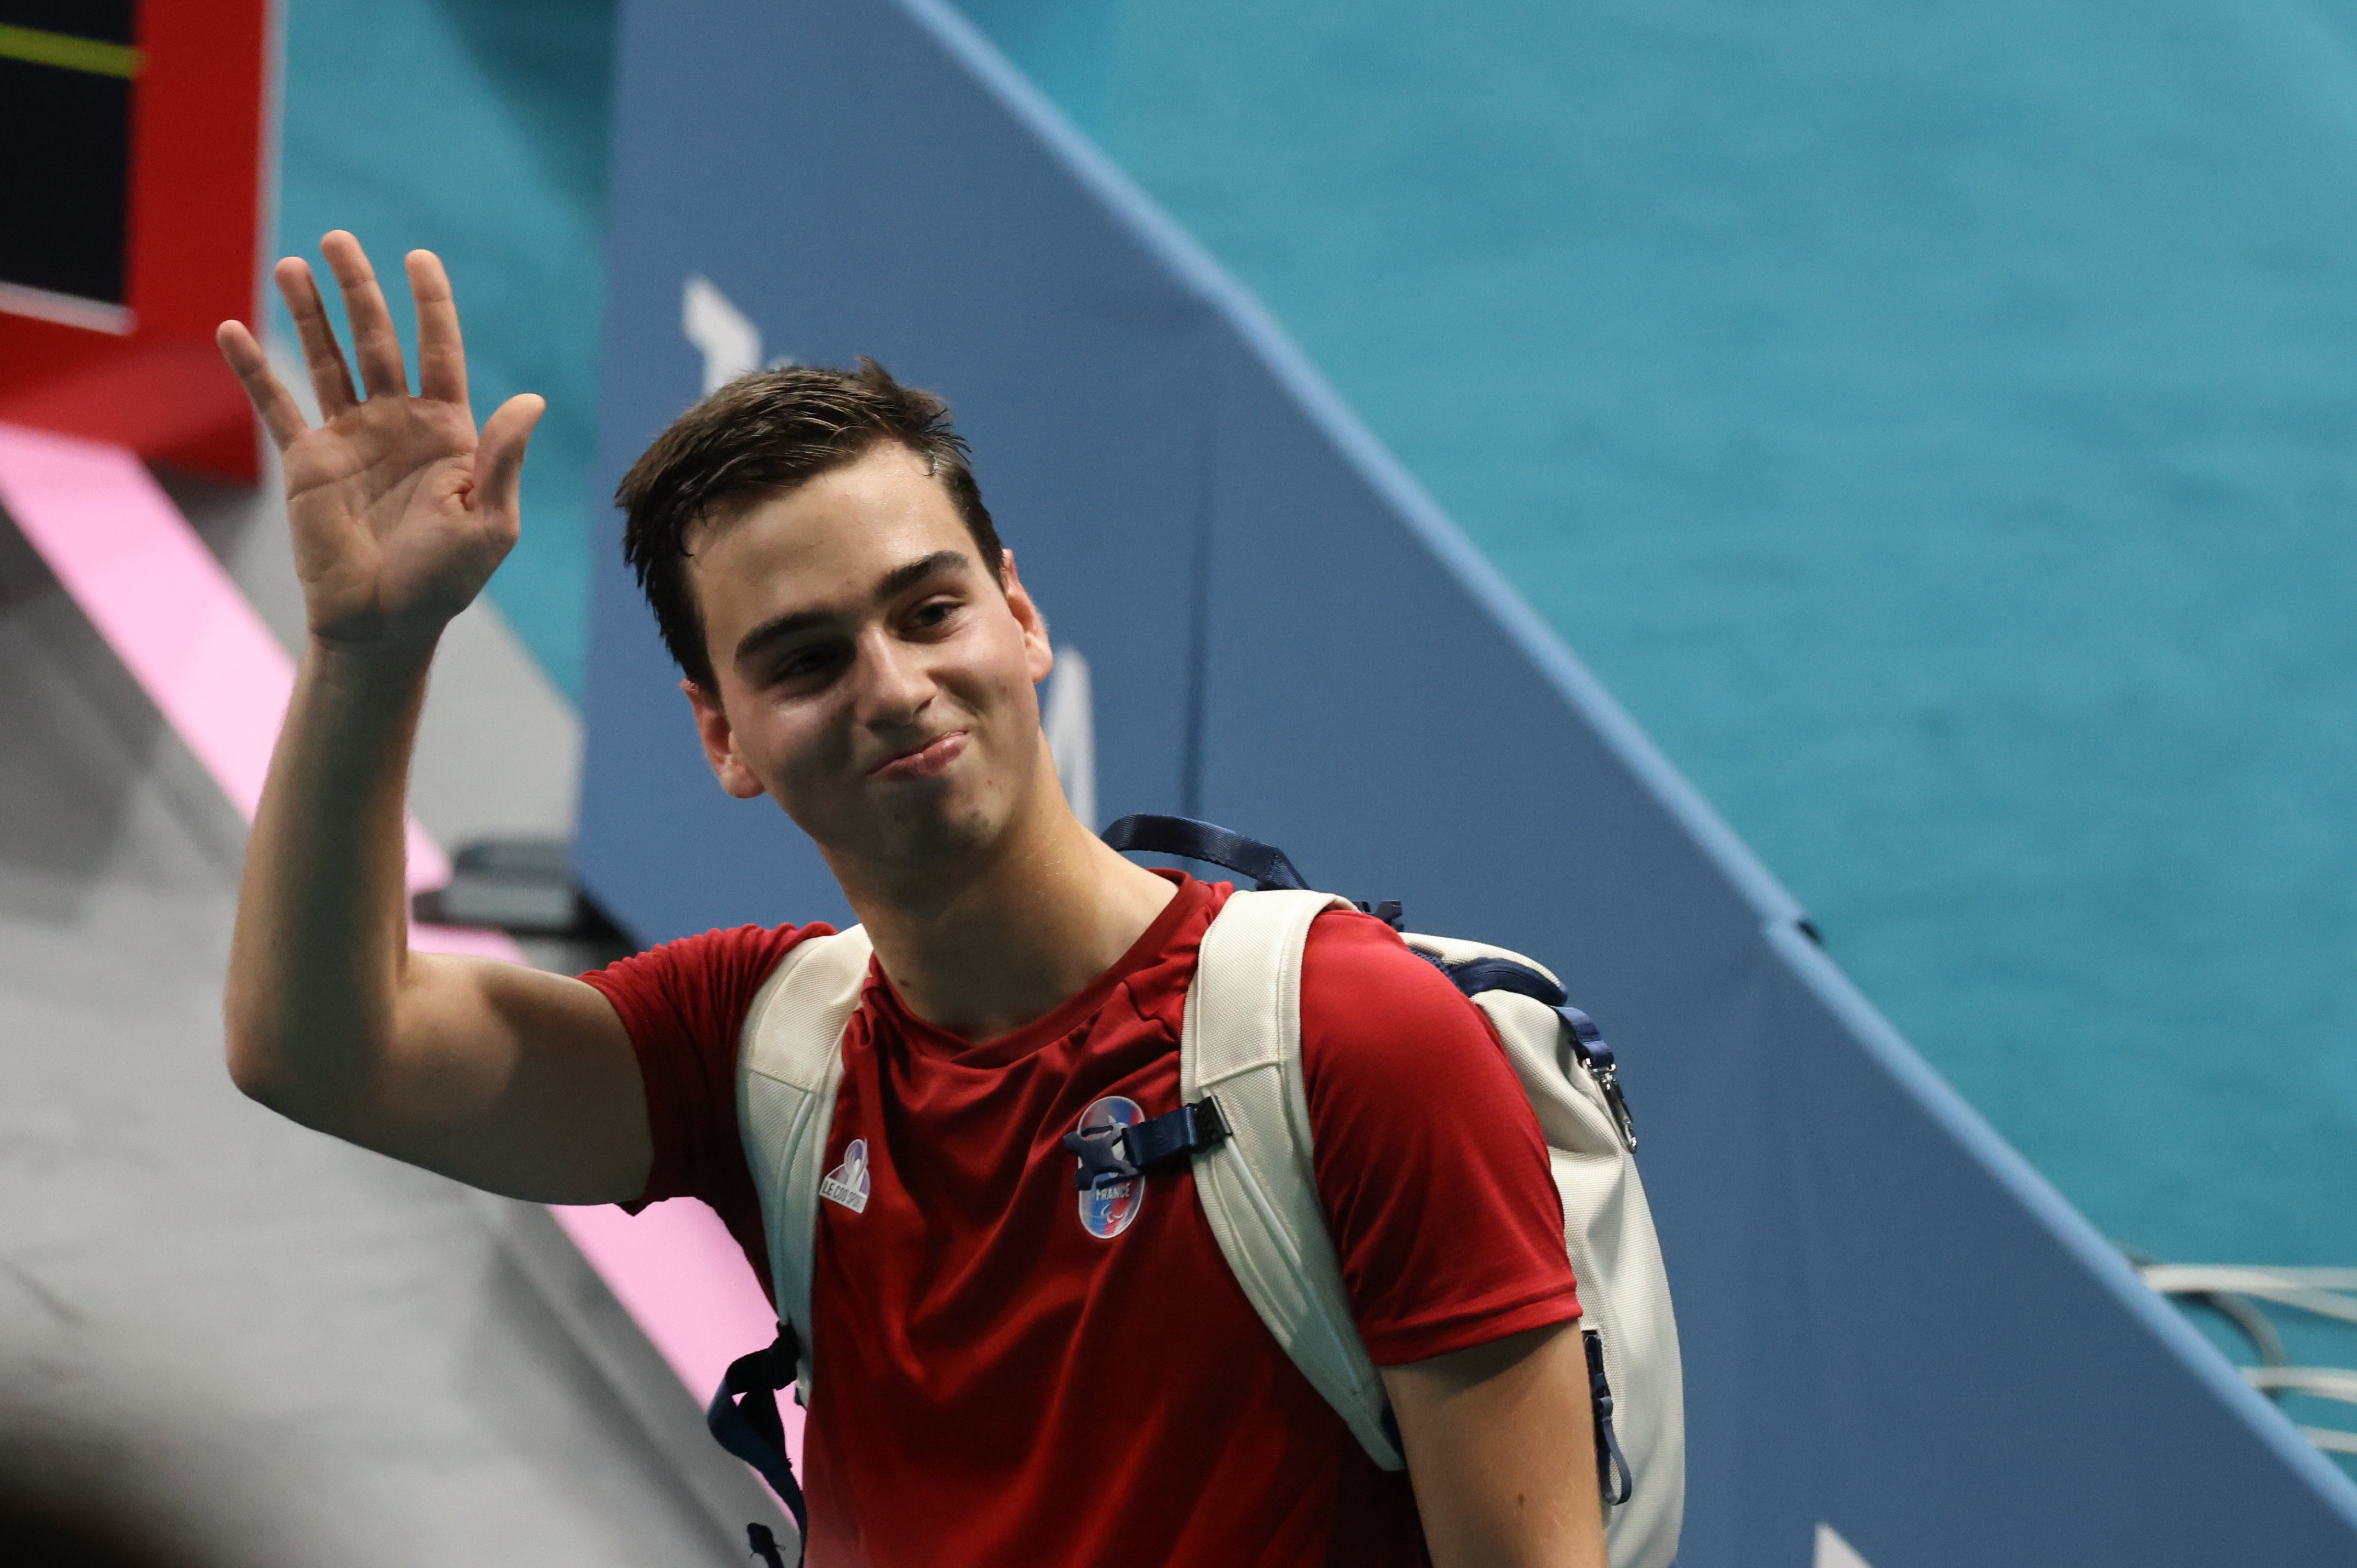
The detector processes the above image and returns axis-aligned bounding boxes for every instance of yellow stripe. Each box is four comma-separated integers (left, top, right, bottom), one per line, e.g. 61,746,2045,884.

0,24,142,78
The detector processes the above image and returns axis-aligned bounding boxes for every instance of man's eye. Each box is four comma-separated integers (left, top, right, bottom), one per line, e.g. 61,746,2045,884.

911,599,959,630
775,647,841,683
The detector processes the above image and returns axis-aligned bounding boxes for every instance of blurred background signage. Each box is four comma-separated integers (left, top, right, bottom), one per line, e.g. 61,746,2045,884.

0,0,268,480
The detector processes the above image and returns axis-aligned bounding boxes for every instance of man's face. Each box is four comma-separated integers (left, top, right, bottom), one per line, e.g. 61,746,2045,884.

682,442,1055,875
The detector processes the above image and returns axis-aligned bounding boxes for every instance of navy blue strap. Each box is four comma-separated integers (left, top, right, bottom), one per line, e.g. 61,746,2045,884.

1125,1097,1231,1167
1439,956,1566,1008
1558,1003,1612,1072
1102,815,1308,891
707,1325,807,1564
1063,1098,1232,1190
1583,1328,1636,1507
1558,1004,1636,1151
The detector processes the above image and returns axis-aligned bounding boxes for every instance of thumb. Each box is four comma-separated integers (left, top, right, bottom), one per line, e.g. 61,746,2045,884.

476,393,546,520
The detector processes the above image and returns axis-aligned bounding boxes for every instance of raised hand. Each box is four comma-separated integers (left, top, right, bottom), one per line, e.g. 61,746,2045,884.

215,232,544,655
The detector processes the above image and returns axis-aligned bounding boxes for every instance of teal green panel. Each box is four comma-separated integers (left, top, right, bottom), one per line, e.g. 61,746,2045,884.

277,0,614,703
953,0,1117,137
1096,0,2357,1282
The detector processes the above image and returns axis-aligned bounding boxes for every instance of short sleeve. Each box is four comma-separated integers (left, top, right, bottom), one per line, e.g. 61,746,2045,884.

1299,910,1582,1367
579,921,830,1295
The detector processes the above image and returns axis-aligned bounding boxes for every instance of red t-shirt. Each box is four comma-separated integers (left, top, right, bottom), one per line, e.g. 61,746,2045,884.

585,874,1579,1568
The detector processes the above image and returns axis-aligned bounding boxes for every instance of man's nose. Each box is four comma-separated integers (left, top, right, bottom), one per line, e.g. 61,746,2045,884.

852,630,935,725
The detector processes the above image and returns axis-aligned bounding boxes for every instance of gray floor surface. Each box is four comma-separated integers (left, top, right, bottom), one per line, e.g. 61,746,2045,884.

0,505,737,1565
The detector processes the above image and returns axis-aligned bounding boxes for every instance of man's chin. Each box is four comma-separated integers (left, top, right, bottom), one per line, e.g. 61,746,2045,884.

814,793,1006,880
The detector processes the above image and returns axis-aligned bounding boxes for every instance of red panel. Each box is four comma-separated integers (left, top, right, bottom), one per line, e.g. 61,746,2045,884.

0,0,271,481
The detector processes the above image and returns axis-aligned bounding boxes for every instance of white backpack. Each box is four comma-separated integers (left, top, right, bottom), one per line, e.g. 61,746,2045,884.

709,823,1685,1568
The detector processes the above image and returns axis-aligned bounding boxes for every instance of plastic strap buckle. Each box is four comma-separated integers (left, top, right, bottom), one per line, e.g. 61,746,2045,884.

1063,1097,1232,1190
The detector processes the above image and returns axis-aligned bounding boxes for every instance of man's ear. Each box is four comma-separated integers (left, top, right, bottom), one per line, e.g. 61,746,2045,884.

683,677,769,800
1001,550,1056,686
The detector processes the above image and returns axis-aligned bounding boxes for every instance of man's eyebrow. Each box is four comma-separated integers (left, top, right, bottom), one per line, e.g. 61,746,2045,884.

874,549,971,603
732,550,973,672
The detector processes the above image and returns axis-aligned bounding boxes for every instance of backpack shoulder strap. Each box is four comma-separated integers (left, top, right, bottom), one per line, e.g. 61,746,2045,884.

737,924,875,1394
1181,888,1404,1470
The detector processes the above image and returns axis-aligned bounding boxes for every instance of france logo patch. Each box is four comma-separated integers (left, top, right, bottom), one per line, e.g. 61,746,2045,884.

1074,1096,1145,1239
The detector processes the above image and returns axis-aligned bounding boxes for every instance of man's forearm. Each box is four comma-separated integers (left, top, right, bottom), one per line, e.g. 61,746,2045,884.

223,635,437,1122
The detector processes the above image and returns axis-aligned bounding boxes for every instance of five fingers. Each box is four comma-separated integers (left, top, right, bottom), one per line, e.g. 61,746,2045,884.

216,232,536,463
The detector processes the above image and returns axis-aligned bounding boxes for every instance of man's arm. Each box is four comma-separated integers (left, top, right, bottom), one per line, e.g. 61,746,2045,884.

1296,915,1606,1565
216,232,649,1204
1383,1322,1609,1568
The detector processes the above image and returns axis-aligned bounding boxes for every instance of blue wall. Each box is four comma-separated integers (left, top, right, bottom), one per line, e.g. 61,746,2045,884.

577,1,2357,1558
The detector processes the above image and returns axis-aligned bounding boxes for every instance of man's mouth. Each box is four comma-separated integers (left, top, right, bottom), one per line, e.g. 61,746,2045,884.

867,730,969,782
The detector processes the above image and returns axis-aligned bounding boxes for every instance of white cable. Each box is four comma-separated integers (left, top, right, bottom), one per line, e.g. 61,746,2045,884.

2241,1367,2357,1406
2139,1266,2357,1327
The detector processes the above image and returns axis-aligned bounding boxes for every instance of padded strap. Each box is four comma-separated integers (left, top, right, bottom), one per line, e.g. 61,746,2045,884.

1180,888,1404,1470
738,926,876,1394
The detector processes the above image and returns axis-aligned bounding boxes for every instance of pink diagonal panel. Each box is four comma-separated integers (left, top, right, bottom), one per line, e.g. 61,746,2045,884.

0,418,797,1467
0,420,451,893
550,1200,801,1465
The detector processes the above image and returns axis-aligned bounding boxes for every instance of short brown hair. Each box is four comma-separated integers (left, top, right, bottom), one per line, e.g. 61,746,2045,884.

616,359,1003,691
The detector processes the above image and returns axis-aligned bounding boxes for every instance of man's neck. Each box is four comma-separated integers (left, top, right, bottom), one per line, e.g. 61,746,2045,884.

831,765,1180,1044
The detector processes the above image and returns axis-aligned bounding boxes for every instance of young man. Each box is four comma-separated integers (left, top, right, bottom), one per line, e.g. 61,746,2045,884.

215,233,1606,1567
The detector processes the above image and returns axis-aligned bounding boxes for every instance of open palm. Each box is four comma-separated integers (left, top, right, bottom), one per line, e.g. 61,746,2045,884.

216,231,544,652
